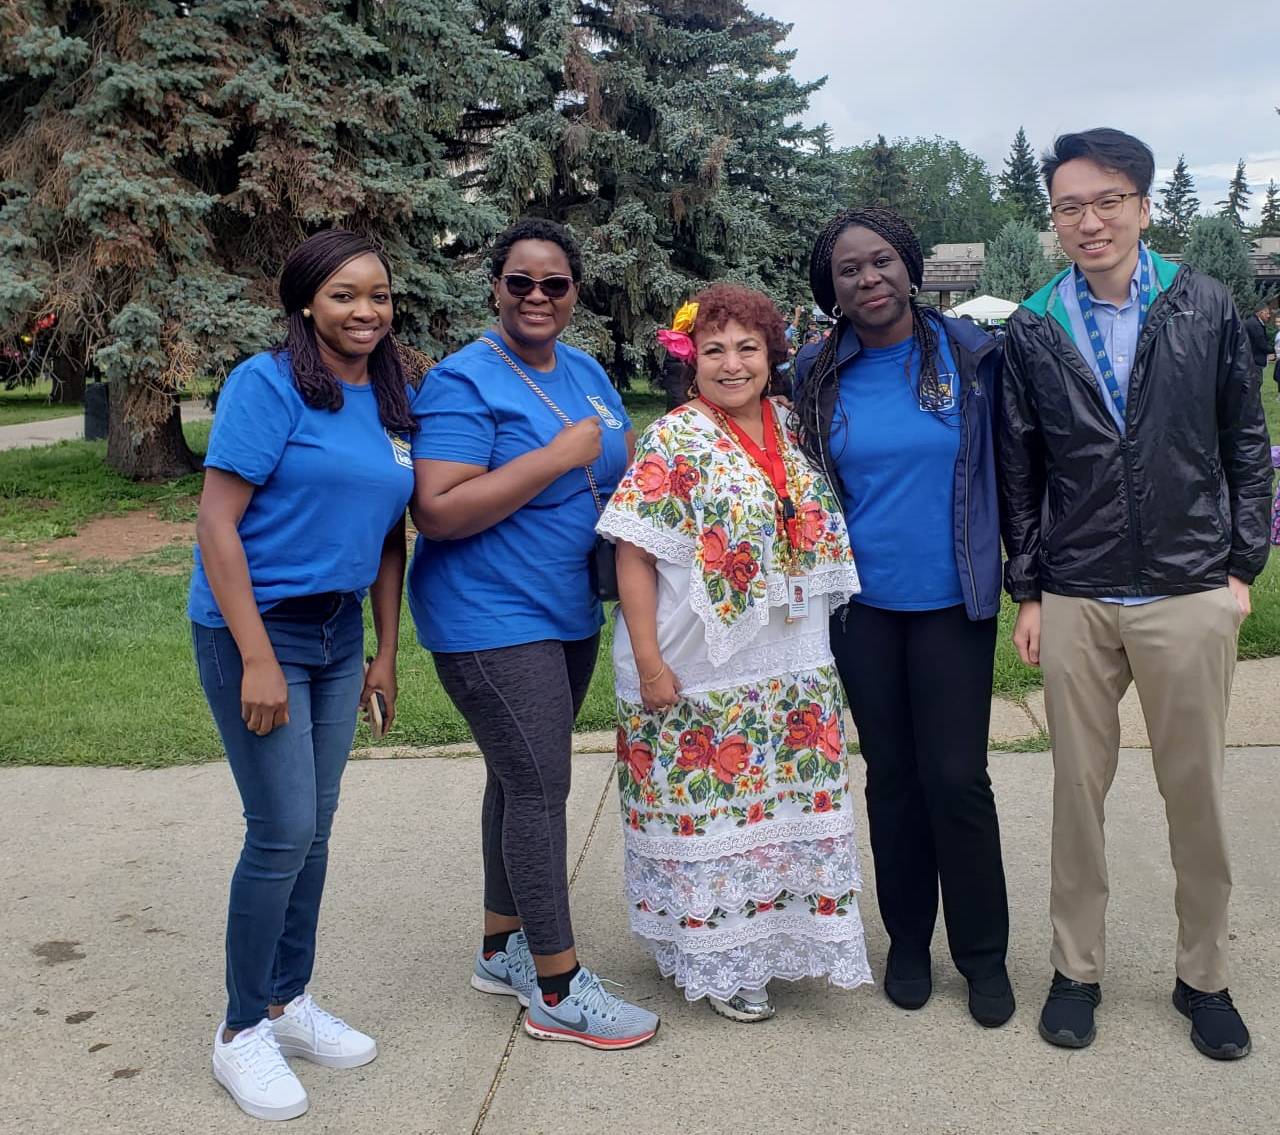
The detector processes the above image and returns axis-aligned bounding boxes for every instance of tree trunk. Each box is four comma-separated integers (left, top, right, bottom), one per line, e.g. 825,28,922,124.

50,353,87,403
105,380,201,480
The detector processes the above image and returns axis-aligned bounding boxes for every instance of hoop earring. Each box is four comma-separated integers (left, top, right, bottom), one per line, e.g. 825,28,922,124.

908,285,920,298
301,307,311,318
831,304,843,319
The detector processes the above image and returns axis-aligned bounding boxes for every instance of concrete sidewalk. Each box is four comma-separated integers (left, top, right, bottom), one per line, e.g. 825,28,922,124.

0,401,213,452
3,748,1277,1134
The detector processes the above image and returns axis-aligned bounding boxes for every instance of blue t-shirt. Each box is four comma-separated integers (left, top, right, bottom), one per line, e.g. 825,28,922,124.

407,335,631,652
829,334,964,611
188,351,416,627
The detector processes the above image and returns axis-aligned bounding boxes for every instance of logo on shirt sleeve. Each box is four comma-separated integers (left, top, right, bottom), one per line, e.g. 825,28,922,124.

386,431,413,468
587,394,624,429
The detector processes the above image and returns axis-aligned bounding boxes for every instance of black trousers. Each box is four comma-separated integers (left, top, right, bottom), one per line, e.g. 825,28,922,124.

433,634,599,956
830,602,1009,980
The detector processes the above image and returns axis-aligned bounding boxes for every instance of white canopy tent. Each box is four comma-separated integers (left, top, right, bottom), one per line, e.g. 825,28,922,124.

945,295,1018,322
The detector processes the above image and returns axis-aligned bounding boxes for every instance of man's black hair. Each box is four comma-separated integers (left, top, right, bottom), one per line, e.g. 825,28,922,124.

489,217,583,281
1041,128,1156,198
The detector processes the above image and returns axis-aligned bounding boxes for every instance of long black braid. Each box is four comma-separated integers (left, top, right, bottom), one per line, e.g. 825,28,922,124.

791,206,948,487
277,229,416,434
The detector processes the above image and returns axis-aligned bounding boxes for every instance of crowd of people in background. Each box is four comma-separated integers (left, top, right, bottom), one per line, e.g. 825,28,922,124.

187,126,1272,1122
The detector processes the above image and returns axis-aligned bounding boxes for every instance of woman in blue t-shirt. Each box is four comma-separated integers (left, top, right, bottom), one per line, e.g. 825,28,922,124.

408,218,658,1050
191,230,416,1121
791,207,1013,1030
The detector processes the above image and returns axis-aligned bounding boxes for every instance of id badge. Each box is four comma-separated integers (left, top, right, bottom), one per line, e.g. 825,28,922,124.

787,575,810,621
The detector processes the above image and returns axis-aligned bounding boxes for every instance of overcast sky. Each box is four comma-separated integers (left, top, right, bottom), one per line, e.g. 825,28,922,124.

756,0,1280,219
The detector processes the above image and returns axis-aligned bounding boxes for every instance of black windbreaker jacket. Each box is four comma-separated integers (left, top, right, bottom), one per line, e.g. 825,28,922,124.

998,257,1272,602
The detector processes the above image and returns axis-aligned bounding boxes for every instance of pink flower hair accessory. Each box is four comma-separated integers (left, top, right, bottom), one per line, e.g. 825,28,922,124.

656,300,699,364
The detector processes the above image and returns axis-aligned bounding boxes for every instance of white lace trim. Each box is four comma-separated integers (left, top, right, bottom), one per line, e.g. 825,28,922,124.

647,931,874,1002
623,811,854,862
632,902,867,951
614,628,834,700
691,561,861,668
596,510,695,564
623,834,863,920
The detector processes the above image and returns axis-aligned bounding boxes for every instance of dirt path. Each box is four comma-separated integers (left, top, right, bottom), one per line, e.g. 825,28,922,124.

0,511,195,579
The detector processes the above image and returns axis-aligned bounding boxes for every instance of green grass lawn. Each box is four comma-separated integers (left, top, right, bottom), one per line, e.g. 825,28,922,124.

0,381,81,427
0,385,1277,768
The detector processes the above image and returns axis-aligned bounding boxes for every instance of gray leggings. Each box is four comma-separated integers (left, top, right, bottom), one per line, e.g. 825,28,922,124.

432,634,599,955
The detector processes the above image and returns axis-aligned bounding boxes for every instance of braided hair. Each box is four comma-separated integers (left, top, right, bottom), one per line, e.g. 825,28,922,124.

278,229,415,433
792,206,948,482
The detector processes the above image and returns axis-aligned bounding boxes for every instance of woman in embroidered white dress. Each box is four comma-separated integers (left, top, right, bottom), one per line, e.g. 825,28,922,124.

598,284,872,1022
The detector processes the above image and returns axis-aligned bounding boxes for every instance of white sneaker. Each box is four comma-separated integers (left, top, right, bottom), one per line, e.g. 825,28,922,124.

708,985,776,1023
212,1019,308,1121
270,993,377,1069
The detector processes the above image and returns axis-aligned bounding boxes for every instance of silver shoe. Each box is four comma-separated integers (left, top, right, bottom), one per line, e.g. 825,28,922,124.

707,988,776,1023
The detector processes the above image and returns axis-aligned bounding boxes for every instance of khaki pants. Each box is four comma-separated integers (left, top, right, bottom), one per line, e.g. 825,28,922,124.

1041,589,1240,992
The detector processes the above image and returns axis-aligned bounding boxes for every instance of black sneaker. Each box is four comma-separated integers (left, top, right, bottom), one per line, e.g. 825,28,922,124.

1173,979,1251,1060
883,947,932,1011
968,969,1016,1028
1038,970,1101,1048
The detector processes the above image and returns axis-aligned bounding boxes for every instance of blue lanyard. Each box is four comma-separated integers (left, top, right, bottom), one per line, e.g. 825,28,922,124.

1074,250,1152,420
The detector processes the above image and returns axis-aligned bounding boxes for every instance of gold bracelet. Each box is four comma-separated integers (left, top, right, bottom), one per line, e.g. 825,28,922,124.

639,663,667,684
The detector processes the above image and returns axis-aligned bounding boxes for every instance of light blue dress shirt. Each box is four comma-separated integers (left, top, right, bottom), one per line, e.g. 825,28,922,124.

1057,244,1164,606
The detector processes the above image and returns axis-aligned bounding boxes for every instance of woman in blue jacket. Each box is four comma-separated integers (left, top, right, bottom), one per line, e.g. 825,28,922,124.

191,230,415,1121
792,206,1013,1028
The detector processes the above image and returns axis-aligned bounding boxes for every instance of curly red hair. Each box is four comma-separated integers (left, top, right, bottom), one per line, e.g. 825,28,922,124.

690,283,789,371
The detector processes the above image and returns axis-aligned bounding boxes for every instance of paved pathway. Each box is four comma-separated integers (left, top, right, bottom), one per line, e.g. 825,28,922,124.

3,747,1277,1134
0,401,213,452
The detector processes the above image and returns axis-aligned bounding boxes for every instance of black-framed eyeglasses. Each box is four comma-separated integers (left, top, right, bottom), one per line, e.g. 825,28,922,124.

500,273,575,299
1050,192,1143,227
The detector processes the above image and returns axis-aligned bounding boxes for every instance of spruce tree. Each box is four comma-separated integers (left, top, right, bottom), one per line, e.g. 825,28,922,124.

1217,159,1252,233
1148,155,1200,253
479,0,840,383
977,220,1055,302
840,135,912,211
1256,180,1280,238
1,1,511,477
998,127,1049,231
1184,215,1257,314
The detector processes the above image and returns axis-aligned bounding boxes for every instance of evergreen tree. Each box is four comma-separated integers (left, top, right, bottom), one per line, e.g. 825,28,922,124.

1184,215,1257,314
1,1,511,477
1217,159,1252,233
1256,180,1280,238
977,220,1055,302
837,135,1005,255
479,0,839,384
1148,155,1200,253
839,134,912,211
998,127,1049,231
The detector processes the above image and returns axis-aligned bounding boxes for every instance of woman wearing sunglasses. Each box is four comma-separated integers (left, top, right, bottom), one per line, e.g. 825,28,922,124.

407,217,658,1049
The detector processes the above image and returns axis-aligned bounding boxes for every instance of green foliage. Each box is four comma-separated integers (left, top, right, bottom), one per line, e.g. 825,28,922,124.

1217,159,1252,233
1147,155,1200,254
977,220,1055,302
998,126,1048,231
836,135,1008,255
479,0,839,384
1256,180,1280,239
1184,215,1258,314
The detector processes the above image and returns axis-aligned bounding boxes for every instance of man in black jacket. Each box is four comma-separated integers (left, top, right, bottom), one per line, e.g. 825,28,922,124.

998,129,1270,1061
1244,299,1273,384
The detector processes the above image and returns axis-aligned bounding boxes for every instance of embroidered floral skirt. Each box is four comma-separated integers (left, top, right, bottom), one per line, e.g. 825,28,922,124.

615,663,873,1002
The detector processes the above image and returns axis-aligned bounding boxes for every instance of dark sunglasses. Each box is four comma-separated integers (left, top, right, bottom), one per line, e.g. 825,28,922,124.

500,273,575,300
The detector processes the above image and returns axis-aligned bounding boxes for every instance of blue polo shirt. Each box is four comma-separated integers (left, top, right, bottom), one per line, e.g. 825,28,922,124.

407,335,631,652
829,334,964,611
188,351,415,627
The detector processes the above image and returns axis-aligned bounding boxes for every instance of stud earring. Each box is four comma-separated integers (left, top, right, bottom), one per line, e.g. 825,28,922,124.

301,307,311,318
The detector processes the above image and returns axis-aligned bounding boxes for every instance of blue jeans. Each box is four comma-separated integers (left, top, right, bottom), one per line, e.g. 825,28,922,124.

193,594,364,1031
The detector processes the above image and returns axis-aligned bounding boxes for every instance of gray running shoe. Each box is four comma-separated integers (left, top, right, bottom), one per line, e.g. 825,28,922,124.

524,966,659,1050
471,931,537,1008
